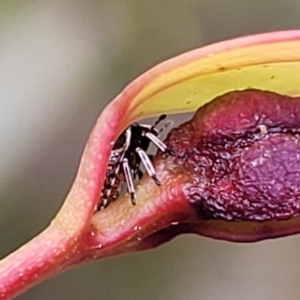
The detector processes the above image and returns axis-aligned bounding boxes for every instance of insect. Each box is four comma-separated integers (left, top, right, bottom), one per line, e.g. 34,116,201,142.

100,115,172,208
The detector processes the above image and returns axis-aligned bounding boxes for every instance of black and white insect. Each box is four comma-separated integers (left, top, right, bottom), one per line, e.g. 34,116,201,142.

100,115,172,208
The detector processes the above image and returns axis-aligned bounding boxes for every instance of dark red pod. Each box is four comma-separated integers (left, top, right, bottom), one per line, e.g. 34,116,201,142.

167,89,300,220
158,90,300,241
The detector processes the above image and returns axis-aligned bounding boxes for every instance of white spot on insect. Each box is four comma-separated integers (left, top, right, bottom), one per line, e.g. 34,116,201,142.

133,225,141,231
171,221,179,226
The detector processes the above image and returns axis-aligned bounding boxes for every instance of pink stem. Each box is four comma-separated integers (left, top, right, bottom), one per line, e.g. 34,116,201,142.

0,226,80,299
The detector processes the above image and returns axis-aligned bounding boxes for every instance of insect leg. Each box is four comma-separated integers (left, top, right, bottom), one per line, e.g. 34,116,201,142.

136,147,161,186
124,127,132,152
145,132,176,156
122,158,136,205
145,132,168,152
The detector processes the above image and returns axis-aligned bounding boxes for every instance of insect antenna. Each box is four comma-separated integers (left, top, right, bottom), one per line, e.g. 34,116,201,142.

152,114,167,129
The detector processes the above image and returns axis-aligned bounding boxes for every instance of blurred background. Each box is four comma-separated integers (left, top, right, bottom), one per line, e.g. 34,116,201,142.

1,1,300,299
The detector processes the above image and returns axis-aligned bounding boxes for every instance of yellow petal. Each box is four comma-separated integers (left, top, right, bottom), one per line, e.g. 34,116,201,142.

121,30,300,121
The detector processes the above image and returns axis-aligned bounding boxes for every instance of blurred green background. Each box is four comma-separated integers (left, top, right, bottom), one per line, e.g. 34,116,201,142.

1,1,300,299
